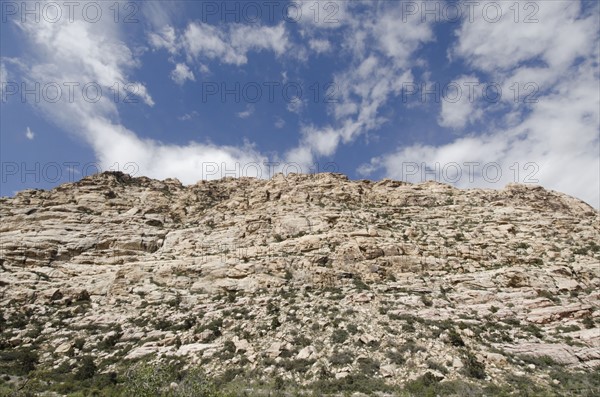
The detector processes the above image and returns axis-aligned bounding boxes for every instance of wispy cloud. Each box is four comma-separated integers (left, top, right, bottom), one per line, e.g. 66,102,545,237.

309,39,332,54
13,2,270,184
149,22,291,67
237,105,254,119
438,75,483,129
170,63,195,85
360,1,600,208
25,127,34,140
178,111,198,121
286,2,430,168
274,117,286,129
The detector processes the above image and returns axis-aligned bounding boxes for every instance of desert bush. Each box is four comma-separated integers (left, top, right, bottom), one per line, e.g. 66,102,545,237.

122,361,224,397
462,352,486,379
74,356,96,380
330,329,349,344
0,348,38,376
447,329,465,347
329,351,353,366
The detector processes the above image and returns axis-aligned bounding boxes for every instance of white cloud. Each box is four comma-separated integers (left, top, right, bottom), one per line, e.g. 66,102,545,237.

285,145,313,168
25,127,34,140
150,20,289,84
16,13,154,107
178,111,198,121
13,1,271,184
230,23,289,56
438,75,483,129
182,22,289,66
286,2,431,167
308,39,332,54
237,105,254,119
286,98,305,115
373,6,434,68
84,117,269,182
148,20,292,73
304,126,340,156
141,2,181,31
170,63,195,85
148,25,179,54
361,1,600,208
183,22,244,65
274,117,285,129
292,0,350,29
0,62,7,96
127,82,155,107
453,1,595,75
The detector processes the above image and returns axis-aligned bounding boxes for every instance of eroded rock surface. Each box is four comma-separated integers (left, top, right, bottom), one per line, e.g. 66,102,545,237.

1,171,599,390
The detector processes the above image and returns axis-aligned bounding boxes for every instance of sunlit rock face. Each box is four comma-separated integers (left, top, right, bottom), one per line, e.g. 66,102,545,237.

1,171,599,392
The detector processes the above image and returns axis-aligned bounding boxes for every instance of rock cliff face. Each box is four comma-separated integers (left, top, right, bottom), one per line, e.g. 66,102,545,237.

1,171,599,394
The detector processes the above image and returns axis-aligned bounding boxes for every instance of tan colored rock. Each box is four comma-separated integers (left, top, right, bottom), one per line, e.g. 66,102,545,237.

359,333,378,345
0,171,598,390
265,342,282,358
176,343,217,356
232,336,251,352
502,343,580,365
55,342,71,354
297,346,315,360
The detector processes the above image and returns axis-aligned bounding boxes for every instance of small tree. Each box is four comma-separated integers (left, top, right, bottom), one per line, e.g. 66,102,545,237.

74,356,96,380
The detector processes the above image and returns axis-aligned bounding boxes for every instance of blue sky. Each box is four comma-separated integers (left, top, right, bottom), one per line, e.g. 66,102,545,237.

1,0,599,208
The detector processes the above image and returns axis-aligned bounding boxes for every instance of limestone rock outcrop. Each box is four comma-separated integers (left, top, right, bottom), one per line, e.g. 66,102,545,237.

1,171,599,391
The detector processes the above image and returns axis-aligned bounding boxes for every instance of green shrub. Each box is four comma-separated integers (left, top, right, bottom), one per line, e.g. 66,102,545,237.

330,351,353,366
122,361,223,397
404,372,443,397
462,352,486,379
448,329,465,347
73,356,96,381
420,295,433,307
278,358,315,372
426,359,449,375
582,316,595,329
223,340,236,354
73,338,86,350
352,277,370,291
346,323,359,334
0,348,38,376
520,354,558,369
357,357,380,376
330,329,349,344
522,323,543,339
398,340,425,355
537,289,560,304
386,350,405,365
270,317,281,330
309,374,393,395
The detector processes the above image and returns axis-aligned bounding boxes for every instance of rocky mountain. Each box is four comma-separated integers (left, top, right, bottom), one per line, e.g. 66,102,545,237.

0,171,599,396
